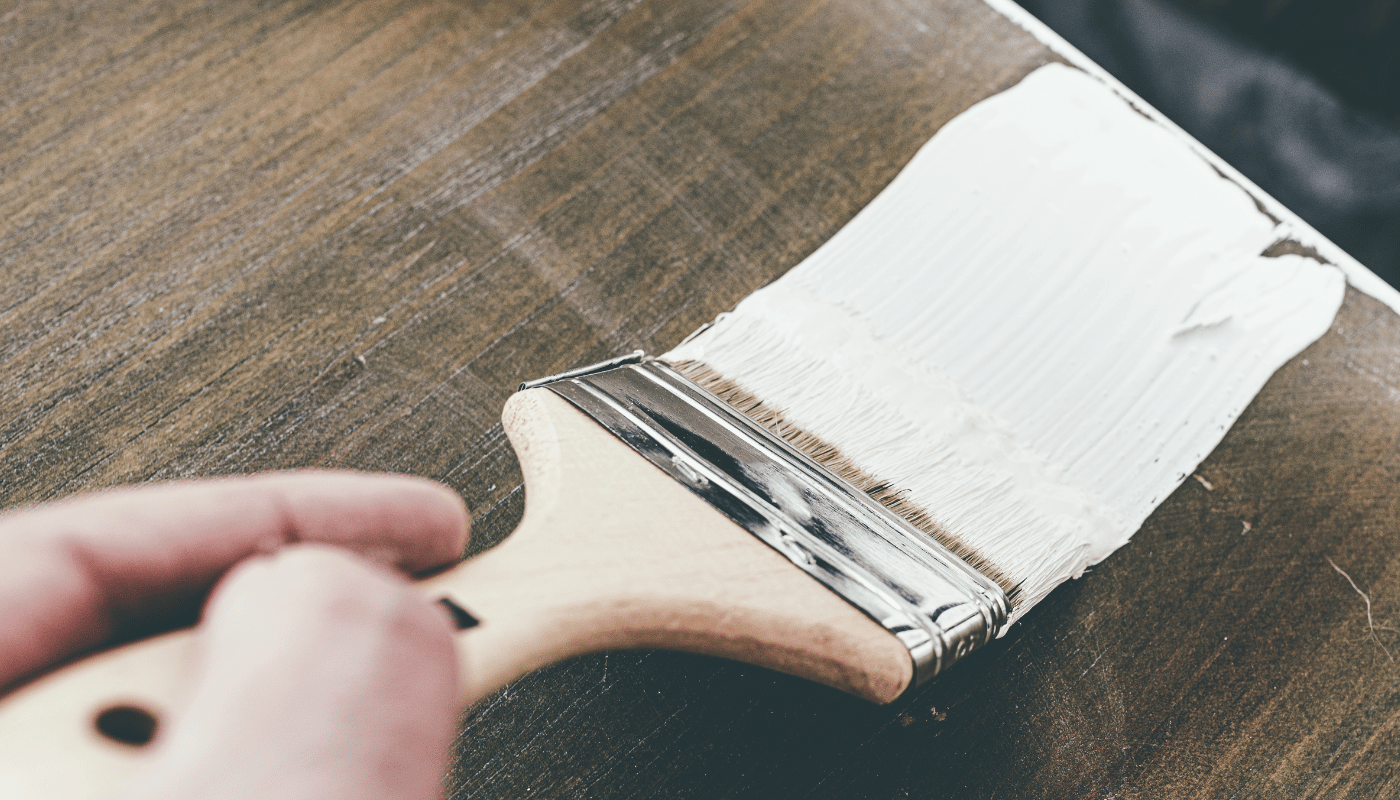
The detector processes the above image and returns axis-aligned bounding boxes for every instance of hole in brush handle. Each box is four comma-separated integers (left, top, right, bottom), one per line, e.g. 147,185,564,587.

437,596,480,631
94,705,158,747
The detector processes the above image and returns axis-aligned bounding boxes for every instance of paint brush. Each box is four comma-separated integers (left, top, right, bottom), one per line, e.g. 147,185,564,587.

0,63,1344,795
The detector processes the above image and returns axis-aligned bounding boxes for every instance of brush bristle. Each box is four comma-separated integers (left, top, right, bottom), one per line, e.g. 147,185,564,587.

670,358,1022,607
664,294,1126,623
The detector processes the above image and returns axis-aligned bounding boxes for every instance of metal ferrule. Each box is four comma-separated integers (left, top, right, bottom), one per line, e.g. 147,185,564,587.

520,353,1009,688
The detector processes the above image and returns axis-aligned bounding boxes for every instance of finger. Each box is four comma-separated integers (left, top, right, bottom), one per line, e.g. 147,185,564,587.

0,470,469,688
121,545,459,800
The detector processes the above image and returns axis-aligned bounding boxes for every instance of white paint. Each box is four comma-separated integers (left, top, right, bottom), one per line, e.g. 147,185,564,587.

983,0,1400,316
667,64,1345,622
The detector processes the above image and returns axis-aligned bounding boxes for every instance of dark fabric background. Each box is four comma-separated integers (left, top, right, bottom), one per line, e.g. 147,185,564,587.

1020,0,1400,287
1177,0,1400,121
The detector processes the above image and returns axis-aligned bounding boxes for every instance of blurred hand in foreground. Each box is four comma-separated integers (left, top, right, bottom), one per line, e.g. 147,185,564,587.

0,471,471,800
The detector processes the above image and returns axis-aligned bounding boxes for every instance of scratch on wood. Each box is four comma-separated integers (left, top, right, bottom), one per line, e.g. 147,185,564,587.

1326,557,1395,663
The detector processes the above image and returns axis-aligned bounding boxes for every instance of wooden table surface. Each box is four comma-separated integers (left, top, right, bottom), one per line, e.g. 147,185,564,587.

5,0,1400,797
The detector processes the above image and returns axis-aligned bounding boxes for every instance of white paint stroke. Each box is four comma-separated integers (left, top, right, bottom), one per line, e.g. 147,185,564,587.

983,0,1400,315
667,64,1344,622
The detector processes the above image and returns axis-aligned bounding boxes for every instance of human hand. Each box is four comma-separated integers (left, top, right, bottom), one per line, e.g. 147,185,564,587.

0,471,471,800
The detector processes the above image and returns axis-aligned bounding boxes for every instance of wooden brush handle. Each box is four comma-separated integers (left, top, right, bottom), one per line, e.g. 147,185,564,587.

0,390,910,796
429,389,911,704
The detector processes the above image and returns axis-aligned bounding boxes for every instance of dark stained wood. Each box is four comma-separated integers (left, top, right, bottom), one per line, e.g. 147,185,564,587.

3,0,1397,797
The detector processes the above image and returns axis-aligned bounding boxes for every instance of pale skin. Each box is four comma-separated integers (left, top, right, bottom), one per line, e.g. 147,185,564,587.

0,470,472,800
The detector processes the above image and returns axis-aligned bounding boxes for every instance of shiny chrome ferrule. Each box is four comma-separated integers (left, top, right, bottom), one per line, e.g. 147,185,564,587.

520,353,1008,689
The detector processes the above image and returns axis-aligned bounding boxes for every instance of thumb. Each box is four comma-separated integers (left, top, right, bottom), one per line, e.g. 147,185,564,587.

120,545,460,800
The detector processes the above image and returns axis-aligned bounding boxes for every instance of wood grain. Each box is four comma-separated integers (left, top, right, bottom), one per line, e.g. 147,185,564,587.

3,0,1396,797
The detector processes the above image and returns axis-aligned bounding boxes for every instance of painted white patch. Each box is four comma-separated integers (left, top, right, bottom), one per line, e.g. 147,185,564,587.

667,64,1344,621
983,0,1400,315
0,776,41,800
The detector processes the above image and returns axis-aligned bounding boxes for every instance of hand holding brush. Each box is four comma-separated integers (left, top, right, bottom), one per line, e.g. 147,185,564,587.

0,472,467,800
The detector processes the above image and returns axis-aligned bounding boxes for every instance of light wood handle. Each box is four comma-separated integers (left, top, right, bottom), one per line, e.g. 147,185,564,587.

0,632,194,798
0,389,910,796
428,389,911,706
